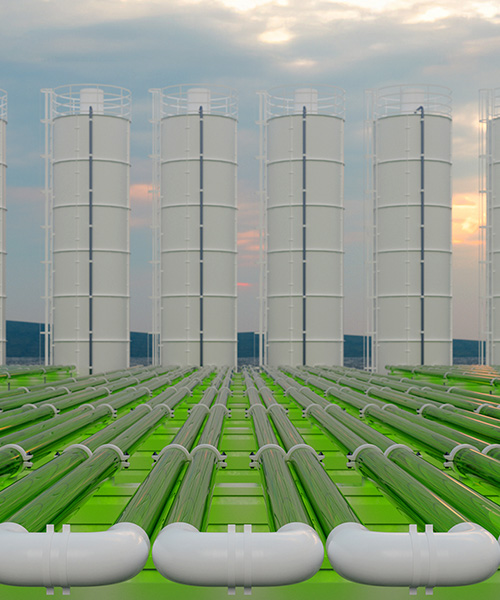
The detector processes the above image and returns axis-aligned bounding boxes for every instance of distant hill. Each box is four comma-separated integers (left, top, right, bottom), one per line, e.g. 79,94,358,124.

4,322,483,363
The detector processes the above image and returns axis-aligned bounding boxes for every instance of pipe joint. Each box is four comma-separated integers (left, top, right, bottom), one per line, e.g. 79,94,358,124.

327,522,500,590
152,522,323,590
0,522,149,590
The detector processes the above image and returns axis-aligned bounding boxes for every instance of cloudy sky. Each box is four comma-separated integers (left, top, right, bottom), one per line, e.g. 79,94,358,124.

2,0,499,340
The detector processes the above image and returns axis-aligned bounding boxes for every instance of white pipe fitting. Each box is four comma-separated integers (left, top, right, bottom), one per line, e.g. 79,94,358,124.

0,522,149,591
152,522,323,591
327,522,500,592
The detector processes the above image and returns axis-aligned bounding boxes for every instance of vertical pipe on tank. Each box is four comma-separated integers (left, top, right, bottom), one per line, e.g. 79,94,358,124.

482,88,500,364
302,105,307,366
263,86,344,367
46,85,131,375
199,105,204,366
367,85,452,373
0,91,6,365
157,86,237,367
88,106,94,373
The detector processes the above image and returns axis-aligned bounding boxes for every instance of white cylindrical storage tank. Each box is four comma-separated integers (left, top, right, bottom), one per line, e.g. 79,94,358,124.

48,85,131,375
482,89,500,364
264,86,344,366
368,85,452,373
0,91,6,365
156,85,237,367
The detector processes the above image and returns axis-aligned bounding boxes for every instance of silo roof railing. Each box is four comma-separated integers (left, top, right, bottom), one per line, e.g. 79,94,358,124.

0,90,6,122
47,84,132,119
371,84,452,117
154,84,238,118
263,84,345,118
480,87,500,118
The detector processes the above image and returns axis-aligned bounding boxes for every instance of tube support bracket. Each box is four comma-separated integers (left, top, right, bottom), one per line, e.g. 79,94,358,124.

1,444,33,469
444,444,478,468
346,444,379,468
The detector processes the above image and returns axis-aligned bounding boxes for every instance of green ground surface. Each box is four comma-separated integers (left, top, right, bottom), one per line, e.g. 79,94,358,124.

0,366,499,598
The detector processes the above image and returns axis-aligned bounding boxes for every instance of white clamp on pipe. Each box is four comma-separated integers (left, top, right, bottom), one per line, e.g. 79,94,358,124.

302,403,322,418
153,444,191,466
21,403,38,411
63,444,93,459
191,444,227,468
327,522,500,593
95,444,129,468
1,444,33,469
475,404,494,414
286,444,324,464
443,444,478,469
245,404,267,418
346,444,379,468
250,444,286,468
39,403,60,415
482,444,500,457
359,404,380,419
211,405,231,418
383,444,414,458
267,404,288,417
188,404,210,416
95,403,118,418
325,386,340,397
417,403,437,416
0,522,150,592
152,521,324,592
154,403,174,418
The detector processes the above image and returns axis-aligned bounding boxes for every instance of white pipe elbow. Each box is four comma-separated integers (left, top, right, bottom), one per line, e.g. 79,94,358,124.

0,522,149,590
327,522,500,590
152,522,324,590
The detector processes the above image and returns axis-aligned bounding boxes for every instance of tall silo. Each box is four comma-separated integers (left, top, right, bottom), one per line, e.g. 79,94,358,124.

366,85,452,373
0,90,6,365
43,85,131,375
259,86,344,367
151,86,237,367
480,88,500,364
